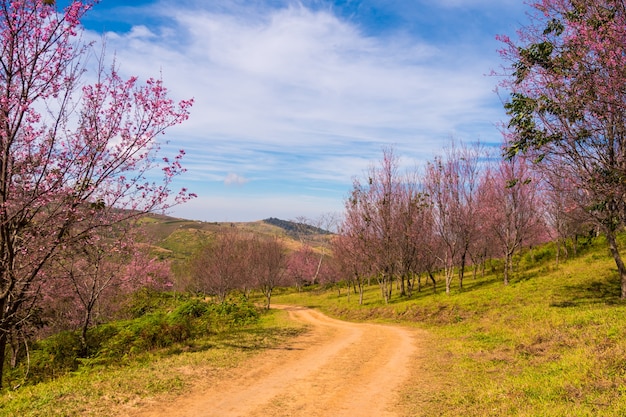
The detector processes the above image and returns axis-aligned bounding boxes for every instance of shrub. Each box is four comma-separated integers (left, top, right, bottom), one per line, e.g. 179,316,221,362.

122,288,180,319
25,331,83,384
8,293,262,387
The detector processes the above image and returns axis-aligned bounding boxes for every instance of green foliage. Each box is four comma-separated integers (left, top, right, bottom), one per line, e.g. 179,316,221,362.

23,332,83,384
98,296,259,360
5,292,260,389
122,287,181,319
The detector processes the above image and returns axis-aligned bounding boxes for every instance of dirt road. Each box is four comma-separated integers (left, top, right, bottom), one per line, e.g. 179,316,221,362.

131,305,421,417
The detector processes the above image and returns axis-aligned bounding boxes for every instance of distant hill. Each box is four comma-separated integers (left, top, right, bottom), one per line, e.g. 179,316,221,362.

262,217,333,237
136,214,332,261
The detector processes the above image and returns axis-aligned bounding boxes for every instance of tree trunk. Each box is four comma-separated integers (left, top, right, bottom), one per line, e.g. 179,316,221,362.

312,251,324,285
380,277,390,304
555,238,560,268
445,267,452,294
606,230,626,299
428,271,437,294
459,251,466,290
0,329,7,389
80,312,90,355
264,288,272,310
503,251,513,286
406,273,414,298
359,286,364,305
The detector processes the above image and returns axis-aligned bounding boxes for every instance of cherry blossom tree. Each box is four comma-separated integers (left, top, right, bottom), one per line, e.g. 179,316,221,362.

423,142,482,293
191,229,249,303
47,227,172,351
286,246,319,291
253,236,287,309
542,165,593,265
479,154,545,285
0,0,193,386
288,214,336,286
499,0,626,297
335,198,374,305
392,168,434,297
346,147,402,303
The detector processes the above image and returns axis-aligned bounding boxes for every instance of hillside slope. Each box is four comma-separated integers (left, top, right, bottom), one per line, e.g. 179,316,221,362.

139,214,332,259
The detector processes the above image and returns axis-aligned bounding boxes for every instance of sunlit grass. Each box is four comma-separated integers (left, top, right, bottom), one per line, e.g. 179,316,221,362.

273,239,626,416
0,309,306,417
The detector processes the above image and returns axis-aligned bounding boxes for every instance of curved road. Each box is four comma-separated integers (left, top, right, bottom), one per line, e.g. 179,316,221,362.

131,305,419,417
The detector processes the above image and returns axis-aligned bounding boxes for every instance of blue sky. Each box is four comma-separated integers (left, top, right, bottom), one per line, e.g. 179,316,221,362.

76,0,528,222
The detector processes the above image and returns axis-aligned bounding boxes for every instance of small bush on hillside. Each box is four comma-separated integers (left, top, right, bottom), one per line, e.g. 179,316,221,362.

122,287,181,319
23,331,83,384
5,292,260,388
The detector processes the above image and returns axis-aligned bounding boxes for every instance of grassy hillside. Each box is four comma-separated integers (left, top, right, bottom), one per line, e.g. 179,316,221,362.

272,237,626,416
139,214,331,259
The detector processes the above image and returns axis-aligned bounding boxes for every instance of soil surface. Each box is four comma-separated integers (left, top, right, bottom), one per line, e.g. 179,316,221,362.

129,305,422,417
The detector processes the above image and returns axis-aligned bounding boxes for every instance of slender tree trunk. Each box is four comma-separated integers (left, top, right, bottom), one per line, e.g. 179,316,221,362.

312,251,324,285
504,251,513,286
481,252,487,277
0,329,7,389
459,251,466,290
606,230,626,299
80,310,91,354
9,333,19,368
405,275,410,297
380,277,390,304
264,288,272,310
428,271,437,294
358,281,364,305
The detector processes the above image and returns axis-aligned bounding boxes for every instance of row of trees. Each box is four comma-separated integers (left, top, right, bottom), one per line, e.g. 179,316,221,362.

332,143,592,304
186,226,339,308
189,230,286,309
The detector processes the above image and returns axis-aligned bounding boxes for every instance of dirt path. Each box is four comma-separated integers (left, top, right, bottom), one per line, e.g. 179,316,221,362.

130,305,421,417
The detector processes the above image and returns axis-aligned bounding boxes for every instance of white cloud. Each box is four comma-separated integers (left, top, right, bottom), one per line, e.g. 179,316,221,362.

224,172,249,186
84,1,511,221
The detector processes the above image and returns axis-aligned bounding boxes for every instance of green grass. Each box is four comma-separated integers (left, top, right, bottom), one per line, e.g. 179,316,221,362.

272,239,626,416
5,233,626,416
0,306,306,417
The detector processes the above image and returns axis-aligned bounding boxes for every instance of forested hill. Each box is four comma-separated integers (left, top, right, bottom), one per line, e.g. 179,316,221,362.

263,217,333,236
